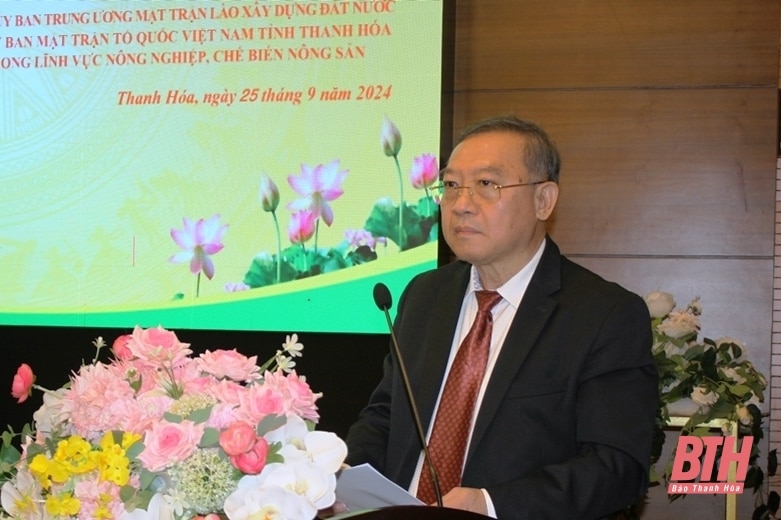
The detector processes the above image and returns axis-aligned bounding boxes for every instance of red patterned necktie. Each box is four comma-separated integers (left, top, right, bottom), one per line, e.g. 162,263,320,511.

417,290,503,504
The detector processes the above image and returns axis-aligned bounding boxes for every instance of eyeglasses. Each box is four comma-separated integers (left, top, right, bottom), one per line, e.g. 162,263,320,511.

431,179,546,205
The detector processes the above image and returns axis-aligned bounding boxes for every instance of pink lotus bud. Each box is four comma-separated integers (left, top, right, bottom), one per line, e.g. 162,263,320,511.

409,154,439,189
381,116,402,157
288,210,316,245
11,363,34,403
259,174,280,212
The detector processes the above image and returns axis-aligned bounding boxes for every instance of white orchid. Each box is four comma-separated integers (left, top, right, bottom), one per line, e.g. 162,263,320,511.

260,450,337,511
1,469,44,520
223,475,316,520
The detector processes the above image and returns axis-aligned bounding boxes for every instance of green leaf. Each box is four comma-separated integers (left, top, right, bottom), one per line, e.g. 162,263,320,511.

199,427,220,448
188,406,213,424
139,468,159,490
649,464,660,485
311,248,349,274
244,253,297,288
0,443,20,468
727,384,751,399
744,465,763,490
415,196,439,219
364,199,431,251
162,412,183,423
256,414,286,435
125,441,144,460
345,245,378,266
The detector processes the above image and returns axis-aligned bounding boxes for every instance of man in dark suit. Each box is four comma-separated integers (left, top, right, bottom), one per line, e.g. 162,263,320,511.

345,115,657,519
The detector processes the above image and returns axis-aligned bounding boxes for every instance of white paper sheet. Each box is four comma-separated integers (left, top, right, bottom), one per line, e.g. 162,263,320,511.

333,463,424,516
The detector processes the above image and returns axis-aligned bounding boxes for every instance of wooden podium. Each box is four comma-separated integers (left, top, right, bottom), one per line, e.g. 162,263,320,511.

332,505,490,519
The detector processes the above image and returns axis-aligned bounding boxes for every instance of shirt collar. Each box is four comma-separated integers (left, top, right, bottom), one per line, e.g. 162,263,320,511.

469,238,547,308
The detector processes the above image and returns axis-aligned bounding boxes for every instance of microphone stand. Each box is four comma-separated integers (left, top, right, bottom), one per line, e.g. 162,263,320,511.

378,301,444,508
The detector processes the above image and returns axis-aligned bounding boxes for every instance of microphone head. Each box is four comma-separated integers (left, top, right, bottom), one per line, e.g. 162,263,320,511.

373,282,393,311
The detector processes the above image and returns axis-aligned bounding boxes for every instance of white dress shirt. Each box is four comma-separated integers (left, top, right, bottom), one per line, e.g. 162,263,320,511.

408,240,546,517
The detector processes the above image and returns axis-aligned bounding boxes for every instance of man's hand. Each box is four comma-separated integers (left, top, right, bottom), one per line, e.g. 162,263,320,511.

438,487,488,515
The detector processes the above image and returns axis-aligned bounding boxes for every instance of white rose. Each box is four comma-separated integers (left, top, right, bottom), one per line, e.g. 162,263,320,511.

691,386,719,409
645,291,676,319
737,406,752,426
657,311,700,339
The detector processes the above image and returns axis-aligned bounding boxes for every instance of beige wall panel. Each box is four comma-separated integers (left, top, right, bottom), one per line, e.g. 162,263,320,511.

451,88,777,257
571,256,772,382
454,0,779,90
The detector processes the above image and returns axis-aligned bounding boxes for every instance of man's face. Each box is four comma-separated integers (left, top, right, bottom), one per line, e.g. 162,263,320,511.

440,131,555,280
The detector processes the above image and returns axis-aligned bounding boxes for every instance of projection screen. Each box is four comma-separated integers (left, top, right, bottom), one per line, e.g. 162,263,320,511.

0,0,446,333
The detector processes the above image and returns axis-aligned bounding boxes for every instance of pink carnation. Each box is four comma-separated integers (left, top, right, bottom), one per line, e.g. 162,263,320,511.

197,349,260,382
206,401,241,430
262,370,321,422
60,362,137,440
137,419,204,472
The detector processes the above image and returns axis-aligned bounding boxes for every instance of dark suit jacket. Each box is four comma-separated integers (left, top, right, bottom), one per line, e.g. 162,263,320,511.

345,238,658,519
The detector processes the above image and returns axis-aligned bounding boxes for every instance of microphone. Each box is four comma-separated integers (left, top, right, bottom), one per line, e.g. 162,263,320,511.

372,282,443,508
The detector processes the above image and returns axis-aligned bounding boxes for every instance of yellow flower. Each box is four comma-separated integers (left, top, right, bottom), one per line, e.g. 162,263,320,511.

95,497,115,519
55,435,97,475
96,431,133,485
45,491,80,516
28,453,53,488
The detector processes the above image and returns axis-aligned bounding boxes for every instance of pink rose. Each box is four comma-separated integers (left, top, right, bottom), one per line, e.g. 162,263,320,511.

112,334,133,360
230,436,269,474
128,326,192,368
219,422,257,456
237,385,284,424
137,420,204,472
197,349,259,381
11,363,34,403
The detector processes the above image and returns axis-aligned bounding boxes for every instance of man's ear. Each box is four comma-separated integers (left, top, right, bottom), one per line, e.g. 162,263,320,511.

534,182,559,221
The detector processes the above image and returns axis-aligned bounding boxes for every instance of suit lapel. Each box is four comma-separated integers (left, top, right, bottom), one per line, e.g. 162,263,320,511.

466,239,562,464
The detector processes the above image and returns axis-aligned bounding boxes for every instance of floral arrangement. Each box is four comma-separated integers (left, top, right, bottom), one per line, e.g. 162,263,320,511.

0,326,346,520
169,116,440,298
645,291,767,492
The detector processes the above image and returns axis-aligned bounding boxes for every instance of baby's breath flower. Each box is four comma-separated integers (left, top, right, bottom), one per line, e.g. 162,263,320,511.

169,394,217,418
169,448,237,515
